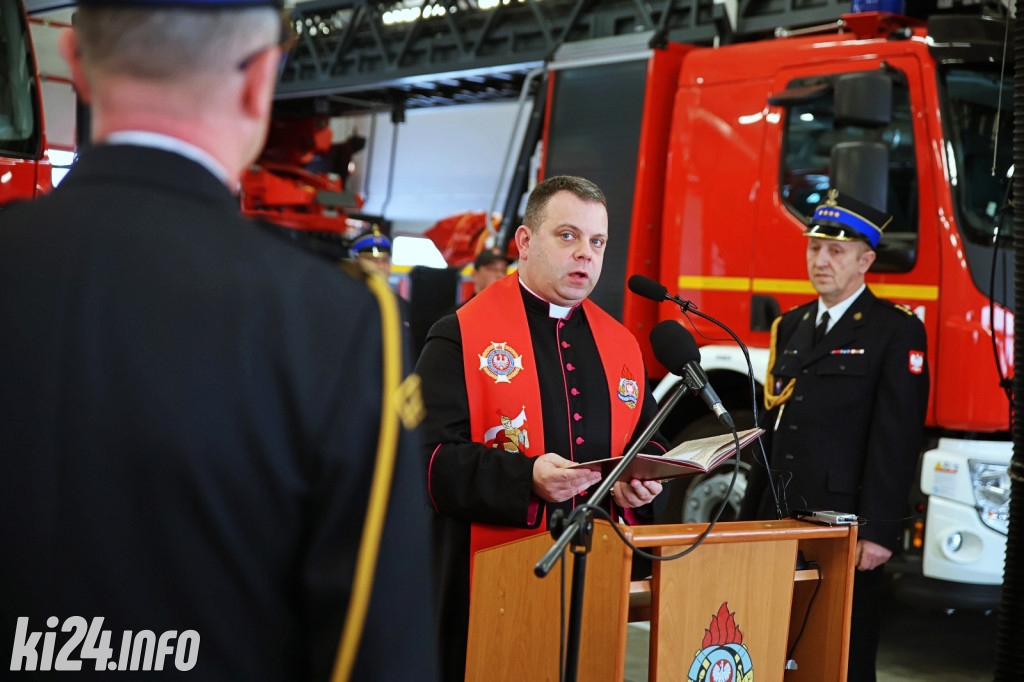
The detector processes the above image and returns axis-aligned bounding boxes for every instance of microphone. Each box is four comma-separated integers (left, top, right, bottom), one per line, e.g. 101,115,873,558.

649,319,735,429
627,274,669,302
628,274,694,311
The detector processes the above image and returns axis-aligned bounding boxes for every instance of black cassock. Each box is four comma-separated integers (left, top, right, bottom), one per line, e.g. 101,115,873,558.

417,284,665,681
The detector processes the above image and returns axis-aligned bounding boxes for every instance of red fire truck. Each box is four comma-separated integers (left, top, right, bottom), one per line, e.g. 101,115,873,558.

0,0,51,205
529,10,1012,607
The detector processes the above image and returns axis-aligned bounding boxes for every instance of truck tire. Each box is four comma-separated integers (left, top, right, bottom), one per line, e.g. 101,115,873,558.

654,410,757,524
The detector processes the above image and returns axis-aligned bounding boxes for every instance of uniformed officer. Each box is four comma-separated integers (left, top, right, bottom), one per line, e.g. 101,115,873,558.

351,225,393,278
0,1,436,680
740,189,930,681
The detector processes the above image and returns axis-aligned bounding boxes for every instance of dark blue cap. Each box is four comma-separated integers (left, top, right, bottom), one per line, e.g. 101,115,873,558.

804,189,891,249
351,229,392,257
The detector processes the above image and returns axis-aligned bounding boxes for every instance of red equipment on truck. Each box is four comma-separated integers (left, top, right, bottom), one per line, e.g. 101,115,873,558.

238,113,382,260
241,115,366,232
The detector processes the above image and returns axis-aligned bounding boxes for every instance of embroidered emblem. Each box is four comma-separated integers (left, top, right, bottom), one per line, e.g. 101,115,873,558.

394,374,425,428
909,350,925,375
688,603,754,682
482,407,529,453
830,348,865,355
617,365,639,409
478,341,524,384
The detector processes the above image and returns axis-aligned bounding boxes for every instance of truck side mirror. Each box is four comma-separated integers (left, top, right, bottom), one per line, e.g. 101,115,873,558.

831,140,916,273
834,72,892,127
831,141,889,211
872,234,918,273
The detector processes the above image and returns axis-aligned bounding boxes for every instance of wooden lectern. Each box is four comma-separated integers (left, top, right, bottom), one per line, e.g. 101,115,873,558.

465,519,856,682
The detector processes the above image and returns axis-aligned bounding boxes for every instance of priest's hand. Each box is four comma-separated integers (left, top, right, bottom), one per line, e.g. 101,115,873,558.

611,479,662,508
531,453,602,503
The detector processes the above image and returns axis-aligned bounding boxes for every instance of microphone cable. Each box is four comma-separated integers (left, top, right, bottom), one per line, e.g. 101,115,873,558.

627,274,784,519
785,559,822,670
671,300,785,521
565,418,742,563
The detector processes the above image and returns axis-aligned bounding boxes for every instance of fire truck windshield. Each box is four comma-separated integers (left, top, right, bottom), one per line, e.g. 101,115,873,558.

939,64,1014,310
940,66,1014,246
0,0,42,159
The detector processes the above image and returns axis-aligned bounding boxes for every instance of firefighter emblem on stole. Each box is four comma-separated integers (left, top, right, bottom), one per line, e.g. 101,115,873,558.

478,341,524,384
617,365,639,409
483,407,529,453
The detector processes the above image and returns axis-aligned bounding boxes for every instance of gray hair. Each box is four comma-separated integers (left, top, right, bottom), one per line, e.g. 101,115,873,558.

522,175,606,231
74,7,280,82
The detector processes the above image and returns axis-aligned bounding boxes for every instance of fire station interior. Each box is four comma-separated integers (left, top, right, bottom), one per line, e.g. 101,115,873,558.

20,0,1016,678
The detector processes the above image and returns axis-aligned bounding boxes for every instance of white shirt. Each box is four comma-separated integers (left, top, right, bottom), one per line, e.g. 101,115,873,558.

816,283,866,333
104,131,232,187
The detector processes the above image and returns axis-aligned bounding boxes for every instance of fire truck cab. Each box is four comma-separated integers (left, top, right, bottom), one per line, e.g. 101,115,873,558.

554,11,1014,608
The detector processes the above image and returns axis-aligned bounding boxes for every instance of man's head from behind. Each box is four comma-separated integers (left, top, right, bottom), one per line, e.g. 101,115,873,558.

515,176,608,307
471,249,510,295
803,189,891,306
61,0,287,180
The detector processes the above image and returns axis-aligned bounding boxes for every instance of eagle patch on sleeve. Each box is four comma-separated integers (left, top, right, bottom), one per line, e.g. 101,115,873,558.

909,350,925,374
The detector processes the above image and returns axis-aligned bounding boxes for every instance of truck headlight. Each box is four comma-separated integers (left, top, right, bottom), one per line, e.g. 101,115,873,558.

969,460,1010,535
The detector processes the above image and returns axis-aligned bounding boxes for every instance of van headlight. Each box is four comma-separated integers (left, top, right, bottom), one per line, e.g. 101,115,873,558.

969,460,1010,535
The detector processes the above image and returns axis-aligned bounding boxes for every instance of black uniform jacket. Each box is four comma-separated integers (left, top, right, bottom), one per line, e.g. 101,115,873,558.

0,145,437,681
743,288,929,551
415,284,665,681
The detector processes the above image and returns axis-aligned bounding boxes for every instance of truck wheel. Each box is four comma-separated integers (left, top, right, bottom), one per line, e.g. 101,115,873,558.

654,410,757,524
681,460,751,523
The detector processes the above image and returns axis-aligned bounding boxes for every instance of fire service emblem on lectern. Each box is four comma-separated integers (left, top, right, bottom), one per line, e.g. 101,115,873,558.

687,602,753,682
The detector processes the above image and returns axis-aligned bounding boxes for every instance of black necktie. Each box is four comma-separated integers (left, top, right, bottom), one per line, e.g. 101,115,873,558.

813,311,830,345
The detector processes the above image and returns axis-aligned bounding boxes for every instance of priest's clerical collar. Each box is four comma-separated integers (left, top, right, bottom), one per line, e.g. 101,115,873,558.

518,278,576,319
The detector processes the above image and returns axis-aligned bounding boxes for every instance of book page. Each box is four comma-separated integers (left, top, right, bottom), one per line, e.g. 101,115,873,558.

568,427,764,481
663,427,764,469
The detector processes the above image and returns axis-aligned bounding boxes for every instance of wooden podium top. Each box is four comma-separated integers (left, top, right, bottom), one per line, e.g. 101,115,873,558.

629,518,855,548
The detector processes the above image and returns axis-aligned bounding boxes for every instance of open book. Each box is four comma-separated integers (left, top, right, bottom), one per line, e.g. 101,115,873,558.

570,427,764,482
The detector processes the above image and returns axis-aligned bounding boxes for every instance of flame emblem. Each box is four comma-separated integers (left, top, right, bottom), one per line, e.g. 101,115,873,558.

687,603,754,682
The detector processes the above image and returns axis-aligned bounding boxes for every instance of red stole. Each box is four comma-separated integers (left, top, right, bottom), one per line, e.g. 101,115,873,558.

457,274,646,561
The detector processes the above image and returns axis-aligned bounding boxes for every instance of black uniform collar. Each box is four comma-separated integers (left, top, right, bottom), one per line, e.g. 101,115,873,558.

62,144,239,212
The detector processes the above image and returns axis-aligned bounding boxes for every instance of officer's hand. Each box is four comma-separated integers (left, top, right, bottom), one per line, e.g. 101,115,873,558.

611,479,662,508
531,453,602,503
856,539,892,571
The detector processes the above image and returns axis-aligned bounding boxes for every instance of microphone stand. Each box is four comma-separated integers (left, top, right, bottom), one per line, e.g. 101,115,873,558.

534,379,690,682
